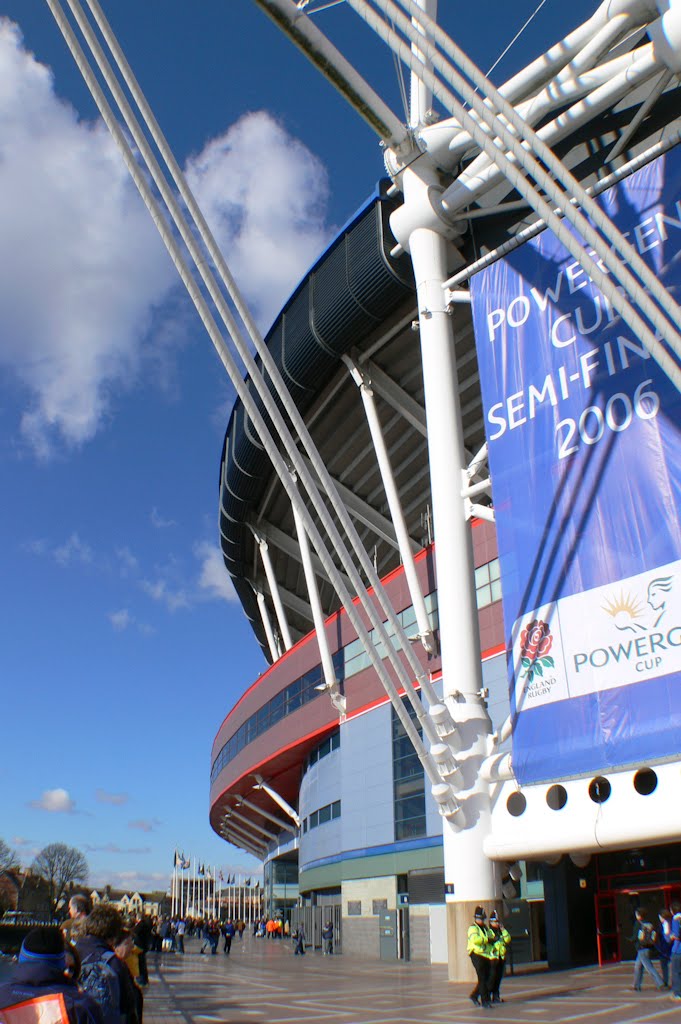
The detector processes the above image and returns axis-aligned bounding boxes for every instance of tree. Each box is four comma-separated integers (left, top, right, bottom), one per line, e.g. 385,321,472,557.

0,838,18,874
31,843,88,917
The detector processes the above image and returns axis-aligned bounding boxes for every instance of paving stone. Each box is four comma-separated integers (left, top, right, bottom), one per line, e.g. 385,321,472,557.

141,935,673,1024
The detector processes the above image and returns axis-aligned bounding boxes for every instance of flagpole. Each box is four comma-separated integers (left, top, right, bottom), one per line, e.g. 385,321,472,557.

182,857,186,918
173,847,178,921
171,851,176,918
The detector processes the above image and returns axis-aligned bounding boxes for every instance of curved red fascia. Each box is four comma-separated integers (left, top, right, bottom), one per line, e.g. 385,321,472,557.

211,544,437,753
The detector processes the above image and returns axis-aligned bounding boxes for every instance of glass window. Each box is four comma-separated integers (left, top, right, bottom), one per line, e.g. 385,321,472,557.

318,804,331,825
476,558,502,609
392,698,426,841
396,815,427,840
475,564,490,588
210,594,440,784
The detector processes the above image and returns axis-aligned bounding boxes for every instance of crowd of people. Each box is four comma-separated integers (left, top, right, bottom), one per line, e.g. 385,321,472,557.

0,895,147,1024
0,891,333,1024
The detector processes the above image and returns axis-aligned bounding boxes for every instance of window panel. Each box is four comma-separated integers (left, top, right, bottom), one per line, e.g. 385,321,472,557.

475,564,490,587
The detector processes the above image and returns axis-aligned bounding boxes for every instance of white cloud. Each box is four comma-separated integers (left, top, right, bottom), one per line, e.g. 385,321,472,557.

186,111,331,330
150,507,176,529
115,547,138,576
29,788,75,813
89,869,168,892
195,541,236,603
95,789,128,806
84,843,150,855
140,577,189,611
109,608,132,631
0,24,332,458
128,819,161,833
0,20,176,456
54,532,93,567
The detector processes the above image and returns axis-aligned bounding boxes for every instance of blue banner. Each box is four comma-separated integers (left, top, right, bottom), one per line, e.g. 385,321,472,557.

470,148,681,783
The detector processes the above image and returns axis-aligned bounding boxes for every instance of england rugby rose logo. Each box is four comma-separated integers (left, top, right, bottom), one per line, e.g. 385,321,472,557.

519,619,554,681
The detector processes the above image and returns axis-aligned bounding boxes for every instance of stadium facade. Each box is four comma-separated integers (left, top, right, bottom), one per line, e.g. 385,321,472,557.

210,36,681,966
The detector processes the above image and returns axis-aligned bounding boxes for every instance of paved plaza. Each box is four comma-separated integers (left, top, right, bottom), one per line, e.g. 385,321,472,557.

143,935,681,1024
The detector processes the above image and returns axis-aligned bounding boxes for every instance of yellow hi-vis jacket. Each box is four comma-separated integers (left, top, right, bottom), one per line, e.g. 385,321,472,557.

467,923,494,958
490,925,511,959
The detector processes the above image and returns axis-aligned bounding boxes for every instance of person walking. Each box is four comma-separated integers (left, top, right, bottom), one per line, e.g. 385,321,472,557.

670,901,681,1002
656,910,673,987
631,908,663,992
322,921,333,956
488,910,511,1003
467,907,494,1009
222,920,235,955
174,918,186,955
293,923,306,956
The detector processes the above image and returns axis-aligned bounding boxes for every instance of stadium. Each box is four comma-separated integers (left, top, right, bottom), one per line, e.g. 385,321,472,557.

48,0,681,981
208,0,681,976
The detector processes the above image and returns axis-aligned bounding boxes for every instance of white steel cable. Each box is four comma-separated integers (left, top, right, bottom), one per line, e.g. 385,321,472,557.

484,0,550,83
446,46,660,214
45,0,453,791
444,132,681,324
74,0,445,718
367,0,681,362
343,0,681,393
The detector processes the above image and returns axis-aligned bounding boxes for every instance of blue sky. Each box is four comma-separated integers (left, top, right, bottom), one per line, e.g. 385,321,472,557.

0,0,597,894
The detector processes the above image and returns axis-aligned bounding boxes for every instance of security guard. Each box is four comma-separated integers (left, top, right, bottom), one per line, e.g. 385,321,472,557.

467,907,495,1008
489,910,512,1003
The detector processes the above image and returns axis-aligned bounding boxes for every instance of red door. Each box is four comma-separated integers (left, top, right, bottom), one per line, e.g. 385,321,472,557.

595,892,620,965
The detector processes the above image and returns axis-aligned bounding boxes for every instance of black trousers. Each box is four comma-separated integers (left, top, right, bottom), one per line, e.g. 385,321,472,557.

470,953,493,1005
489,956,506,998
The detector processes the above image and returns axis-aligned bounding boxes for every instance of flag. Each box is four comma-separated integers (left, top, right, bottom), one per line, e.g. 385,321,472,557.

198,863,205,876
246,878,251,886
181,853,190,869
173,850,179,867
219,870,224,882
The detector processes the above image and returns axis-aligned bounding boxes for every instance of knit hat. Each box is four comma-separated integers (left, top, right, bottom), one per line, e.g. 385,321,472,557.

19,927,66,971
474,906,486,919
489,911,499,923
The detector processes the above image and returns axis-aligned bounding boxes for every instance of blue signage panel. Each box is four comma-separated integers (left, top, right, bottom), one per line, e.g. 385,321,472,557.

470,149,681,783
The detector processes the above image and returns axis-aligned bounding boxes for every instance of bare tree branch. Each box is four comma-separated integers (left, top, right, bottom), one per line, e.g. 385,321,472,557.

0,839,18,874
31,843,88,917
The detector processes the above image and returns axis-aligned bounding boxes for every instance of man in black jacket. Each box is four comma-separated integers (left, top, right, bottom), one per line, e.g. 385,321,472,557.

0,926,103,1024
